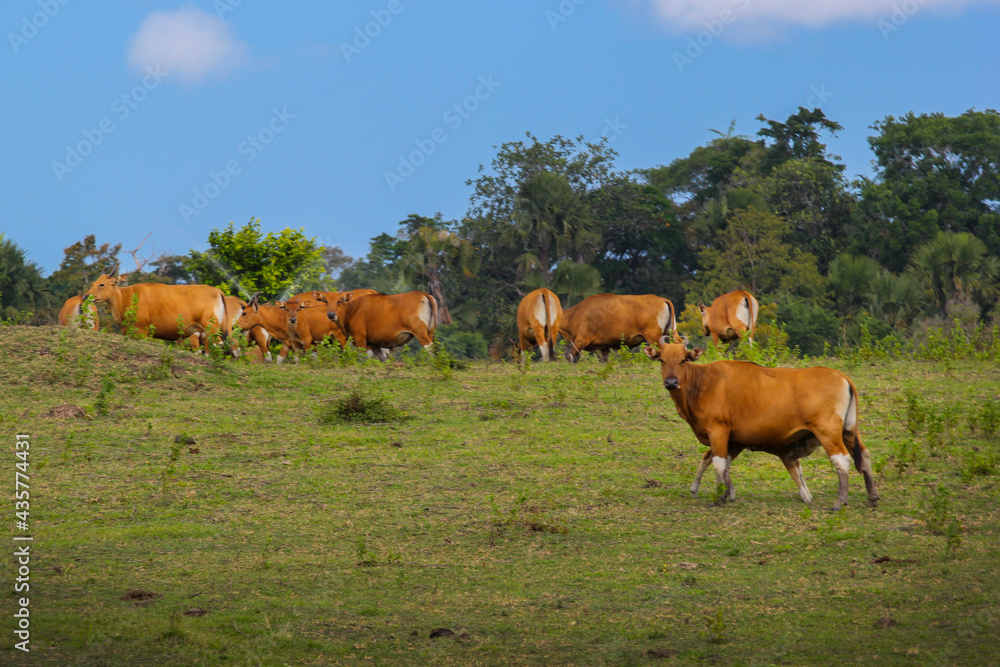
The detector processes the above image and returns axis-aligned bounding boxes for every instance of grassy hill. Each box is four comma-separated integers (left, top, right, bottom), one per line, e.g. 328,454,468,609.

2,325,999,665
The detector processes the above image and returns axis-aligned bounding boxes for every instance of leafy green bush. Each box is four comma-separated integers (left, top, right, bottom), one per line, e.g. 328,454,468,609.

318,390,410,425
775,297,839,357
435,324,489,360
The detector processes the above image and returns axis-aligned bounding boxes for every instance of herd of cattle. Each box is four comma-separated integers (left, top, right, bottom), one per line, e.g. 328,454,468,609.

56,271,879,509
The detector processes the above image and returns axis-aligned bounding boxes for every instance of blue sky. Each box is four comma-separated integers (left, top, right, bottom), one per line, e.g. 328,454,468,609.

5,0,999,275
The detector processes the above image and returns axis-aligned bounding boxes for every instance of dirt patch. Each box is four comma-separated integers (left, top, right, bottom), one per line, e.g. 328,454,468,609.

644,479,663,488
121,589,161,607
648,648,680,659
429,627,455,639
45,404,86,420
874,615,898,629
183,608,209,617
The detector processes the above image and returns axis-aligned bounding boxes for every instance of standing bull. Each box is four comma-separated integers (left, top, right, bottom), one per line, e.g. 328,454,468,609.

645,341,878,510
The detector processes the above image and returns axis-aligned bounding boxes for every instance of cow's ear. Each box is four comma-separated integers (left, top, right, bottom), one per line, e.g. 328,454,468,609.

687,348,704,362
697,301,706,311
643,346,660,361
116,275,128,285
313,292,327,302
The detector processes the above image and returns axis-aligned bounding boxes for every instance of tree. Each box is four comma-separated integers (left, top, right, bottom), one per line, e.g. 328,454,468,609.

909,231,1000,318
501,170,595,282
857,109,1000,267
403,216,478,325
47,234,121,299
589,175,692,299
187,218,329,301
756,107,844,173
866,270,925,328
0,234,56,320
690,207,824,301
551,260,602,308
827,254,882,319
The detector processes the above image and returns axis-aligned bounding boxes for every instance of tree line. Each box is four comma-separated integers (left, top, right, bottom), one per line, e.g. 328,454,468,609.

3,107,998,357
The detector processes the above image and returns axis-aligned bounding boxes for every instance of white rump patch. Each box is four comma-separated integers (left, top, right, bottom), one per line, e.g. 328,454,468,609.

736,297,751,329
418,296,433,328
533,293,548,327
656,302,671,335
843,381,858,432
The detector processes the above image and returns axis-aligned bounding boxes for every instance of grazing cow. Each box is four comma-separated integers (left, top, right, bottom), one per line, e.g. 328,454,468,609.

84,269,233,354
328,291,437,360
58,295,99,331
644,342,878,510
559,293,681,361
698,289,759,350
516,288,563,361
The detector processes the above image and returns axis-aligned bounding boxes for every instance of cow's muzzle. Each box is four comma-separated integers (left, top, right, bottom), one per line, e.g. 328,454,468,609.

327,312,338,322
288,316,297,325
663,378,680,391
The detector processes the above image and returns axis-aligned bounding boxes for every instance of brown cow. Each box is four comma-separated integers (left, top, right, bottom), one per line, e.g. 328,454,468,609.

235,297,297,363
559,293,680,361
698,289,759,350
644,342,878,510
328,291,437,360
516,288,562,361
84,269,233,354
58,295,99,331
185,295,271,360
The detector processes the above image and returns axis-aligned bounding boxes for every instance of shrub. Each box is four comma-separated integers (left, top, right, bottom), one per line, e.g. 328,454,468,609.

318,390,410,425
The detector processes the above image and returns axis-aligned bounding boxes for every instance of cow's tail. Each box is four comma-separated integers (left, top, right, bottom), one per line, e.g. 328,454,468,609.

844,380,863,472
665,298,680,344
426,293,439,332
542,290,555,360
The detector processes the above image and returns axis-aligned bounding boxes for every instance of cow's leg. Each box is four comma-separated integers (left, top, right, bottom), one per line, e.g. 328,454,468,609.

781,453,813,504
691,450,713,498
276,342,291,364
816,428,852,510
706,428,733,504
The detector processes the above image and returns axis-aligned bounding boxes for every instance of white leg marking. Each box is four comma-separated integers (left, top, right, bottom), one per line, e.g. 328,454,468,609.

830,453,851,474
691,455,712,498
538,342,549,360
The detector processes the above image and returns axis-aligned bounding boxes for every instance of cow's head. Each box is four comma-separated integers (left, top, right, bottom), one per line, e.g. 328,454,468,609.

84,273,127,303
644,338,703,391
697,301,711,336
281,298,307,326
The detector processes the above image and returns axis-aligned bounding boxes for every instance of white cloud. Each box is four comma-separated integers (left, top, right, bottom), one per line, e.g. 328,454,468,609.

643,0,996,33
128,5,249,84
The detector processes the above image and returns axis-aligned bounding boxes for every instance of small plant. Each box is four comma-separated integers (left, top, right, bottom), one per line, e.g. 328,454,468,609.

355,537,377,567
969,399,1000,438
431,345,457,380
73,352,94,388
922,484,963,557
318,390,409,425
903,391,927,436
146,351,175,381
92,372,117,416
960,450,997,482
160,440,184,496
703,609,726,644
122,294,143,340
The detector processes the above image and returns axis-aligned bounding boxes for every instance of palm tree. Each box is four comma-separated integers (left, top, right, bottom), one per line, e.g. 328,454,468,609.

551,260,602,308
827,254,882,319
866,270,925,328
910,231,997,317
502,170,595,282
404,227,478,325
0,234,57,321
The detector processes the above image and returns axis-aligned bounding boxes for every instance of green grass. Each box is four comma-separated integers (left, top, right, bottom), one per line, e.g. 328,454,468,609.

2,325,1000,665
